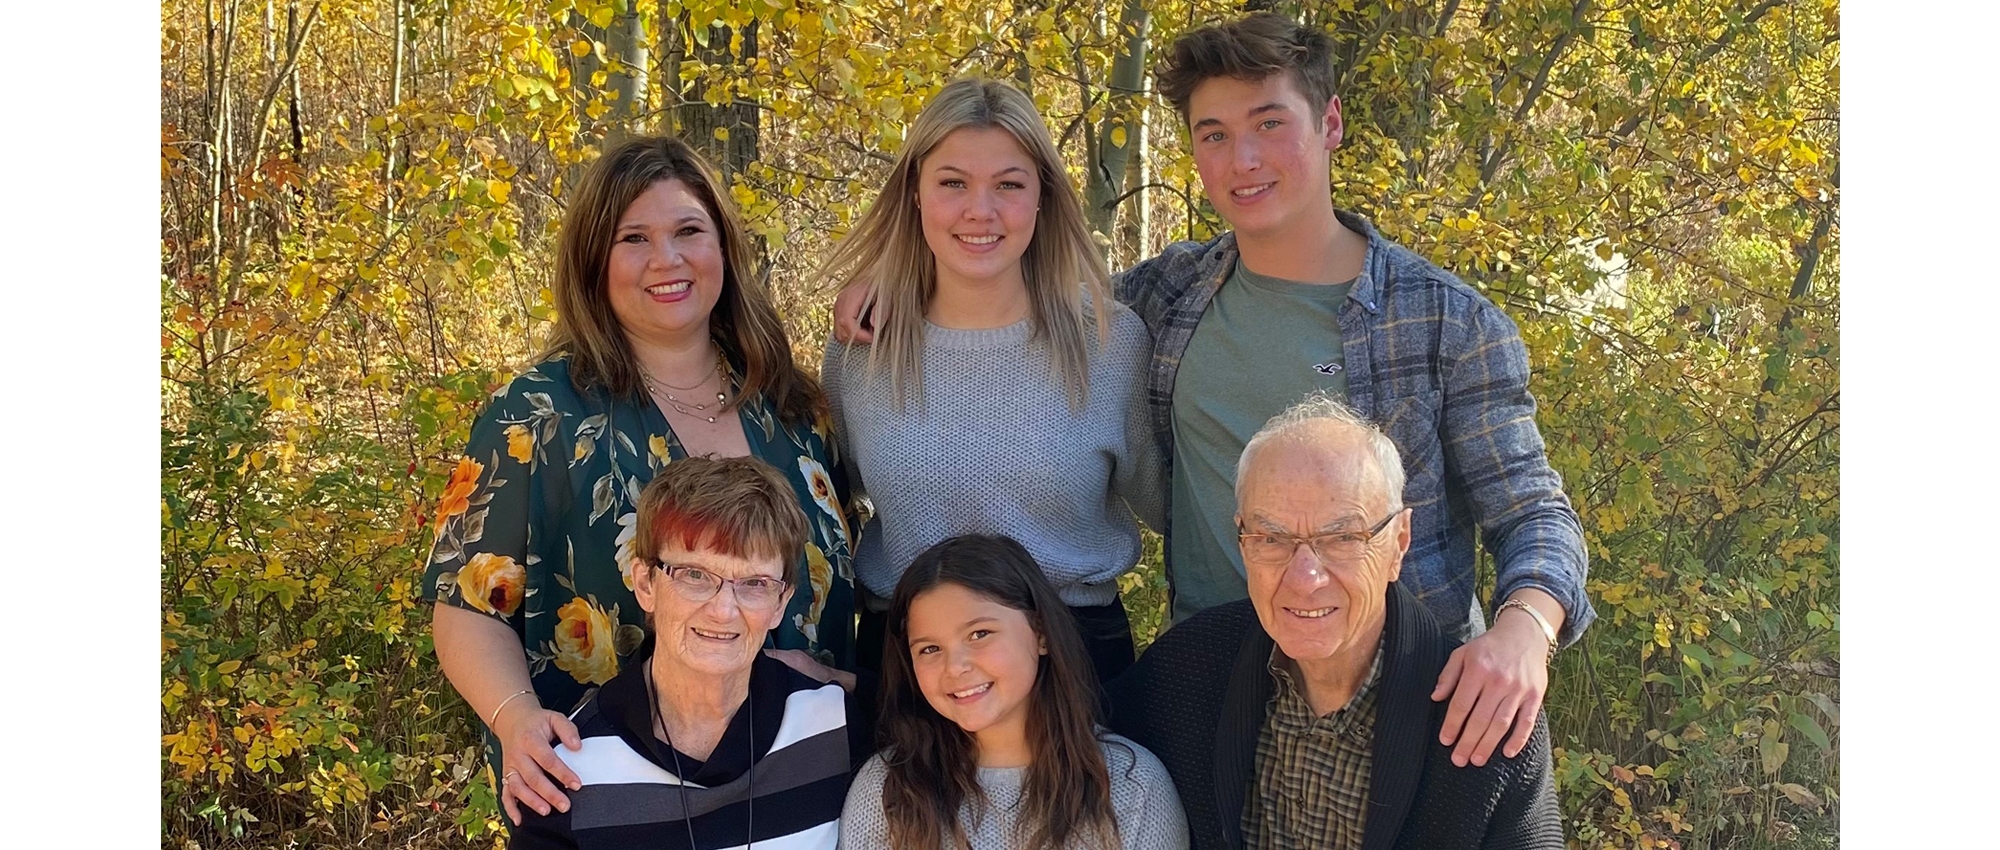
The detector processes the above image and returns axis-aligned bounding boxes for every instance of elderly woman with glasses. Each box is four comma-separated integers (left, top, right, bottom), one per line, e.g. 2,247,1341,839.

509,455,871,850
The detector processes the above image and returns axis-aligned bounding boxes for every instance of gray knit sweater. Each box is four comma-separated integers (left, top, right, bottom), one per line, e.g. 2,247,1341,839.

837,732,1190,850
821,303,1164,607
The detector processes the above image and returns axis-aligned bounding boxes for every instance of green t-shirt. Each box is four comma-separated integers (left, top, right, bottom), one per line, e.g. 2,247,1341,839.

1168,260,1354,622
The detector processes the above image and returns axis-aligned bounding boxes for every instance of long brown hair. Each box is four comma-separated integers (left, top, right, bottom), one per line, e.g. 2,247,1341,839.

816,78,1110,409
546,135,824,423
878,535,1119,850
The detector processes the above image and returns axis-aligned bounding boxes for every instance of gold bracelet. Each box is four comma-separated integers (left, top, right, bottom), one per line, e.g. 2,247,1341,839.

488,689,535,727
1497,599,1558,663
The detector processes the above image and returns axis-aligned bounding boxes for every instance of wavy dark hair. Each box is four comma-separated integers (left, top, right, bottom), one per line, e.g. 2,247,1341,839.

1155,12,1338,126
544,134,825,424
877,535,1118,850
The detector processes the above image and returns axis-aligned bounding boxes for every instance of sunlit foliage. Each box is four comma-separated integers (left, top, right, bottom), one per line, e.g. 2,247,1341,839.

162,1,1836,846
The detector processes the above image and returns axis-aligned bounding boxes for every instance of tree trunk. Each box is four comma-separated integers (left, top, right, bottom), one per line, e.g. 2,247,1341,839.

1116,95,1151,265
1753,166,1838,431
1086,0,1150,241
204,0,240,374
605,0,650,145
657,2,683,134
1013,0,1042,94
383,0,406,234
226,0,321,301
677,19,759,177
284,0,306,227
570,6,607,143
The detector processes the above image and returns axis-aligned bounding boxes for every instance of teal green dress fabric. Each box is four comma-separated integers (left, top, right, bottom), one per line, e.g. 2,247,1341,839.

422,354,858,732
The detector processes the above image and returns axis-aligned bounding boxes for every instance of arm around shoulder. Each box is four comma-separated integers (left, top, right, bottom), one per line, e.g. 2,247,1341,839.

1440,293,1594,645
1106,305,1166,531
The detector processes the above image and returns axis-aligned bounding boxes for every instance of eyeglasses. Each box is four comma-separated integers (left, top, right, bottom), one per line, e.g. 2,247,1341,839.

1236,510,1401,565
649,562,790,609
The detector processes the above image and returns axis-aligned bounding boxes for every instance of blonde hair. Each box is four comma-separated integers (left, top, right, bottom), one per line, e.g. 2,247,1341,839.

546,135,826,424
819,78,1110,407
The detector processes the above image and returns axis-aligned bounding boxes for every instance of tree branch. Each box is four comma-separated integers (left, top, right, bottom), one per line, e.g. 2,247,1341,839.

1612,0,1787,141
1477,0,1593,186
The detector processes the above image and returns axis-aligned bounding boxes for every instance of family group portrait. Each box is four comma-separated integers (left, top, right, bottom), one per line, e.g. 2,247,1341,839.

158,0,1841,848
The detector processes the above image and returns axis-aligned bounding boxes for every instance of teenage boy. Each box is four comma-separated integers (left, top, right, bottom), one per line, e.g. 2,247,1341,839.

833,13,1593,768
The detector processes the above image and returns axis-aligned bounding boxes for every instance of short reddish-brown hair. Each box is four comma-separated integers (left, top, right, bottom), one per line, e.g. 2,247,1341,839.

632,456,807,568
1155,12,1338,126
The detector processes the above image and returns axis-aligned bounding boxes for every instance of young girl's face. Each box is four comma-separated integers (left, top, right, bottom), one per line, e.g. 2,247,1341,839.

915,126,1041,292
904,582,1046,745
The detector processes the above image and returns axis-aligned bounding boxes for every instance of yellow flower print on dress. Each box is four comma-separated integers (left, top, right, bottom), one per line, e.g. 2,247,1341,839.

649,434,671,467
456,552,525,617
798,543,832,643
434,456,485,539
553,597,619,685
505,424,535,464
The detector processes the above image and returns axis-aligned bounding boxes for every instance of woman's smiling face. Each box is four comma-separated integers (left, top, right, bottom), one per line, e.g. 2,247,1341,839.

915,126,1041,292
604,178,727,347
904,582,1046,746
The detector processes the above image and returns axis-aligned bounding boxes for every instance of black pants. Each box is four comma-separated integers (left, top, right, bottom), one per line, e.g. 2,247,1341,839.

856,596,1134,685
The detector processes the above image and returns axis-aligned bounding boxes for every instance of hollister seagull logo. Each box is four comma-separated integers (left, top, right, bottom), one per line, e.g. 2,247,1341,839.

1313,362,1343,375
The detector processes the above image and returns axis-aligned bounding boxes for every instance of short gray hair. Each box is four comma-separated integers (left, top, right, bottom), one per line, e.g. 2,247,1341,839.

1234,394,1407,513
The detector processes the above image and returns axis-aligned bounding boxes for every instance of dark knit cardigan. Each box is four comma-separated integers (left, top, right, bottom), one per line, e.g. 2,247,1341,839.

1105,582,1563,850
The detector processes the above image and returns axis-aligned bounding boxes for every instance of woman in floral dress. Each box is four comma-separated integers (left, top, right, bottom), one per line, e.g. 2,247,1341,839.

422,136,859,827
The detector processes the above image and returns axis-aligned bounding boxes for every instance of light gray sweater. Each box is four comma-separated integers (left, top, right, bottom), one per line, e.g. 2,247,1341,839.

821,303,1164,607
837,732,1189,850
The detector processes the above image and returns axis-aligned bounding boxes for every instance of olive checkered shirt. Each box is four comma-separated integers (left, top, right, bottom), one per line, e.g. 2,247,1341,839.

1243,643,1386,850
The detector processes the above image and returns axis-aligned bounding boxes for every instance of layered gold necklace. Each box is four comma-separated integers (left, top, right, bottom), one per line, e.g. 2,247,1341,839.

640,349,733,424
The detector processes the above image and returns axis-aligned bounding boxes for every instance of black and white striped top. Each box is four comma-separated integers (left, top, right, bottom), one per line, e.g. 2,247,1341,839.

510,649,863,850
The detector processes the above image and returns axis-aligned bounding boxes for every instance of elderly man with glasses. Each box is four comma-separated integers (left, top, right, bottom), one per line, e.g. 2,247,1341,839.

1107,396,1562,850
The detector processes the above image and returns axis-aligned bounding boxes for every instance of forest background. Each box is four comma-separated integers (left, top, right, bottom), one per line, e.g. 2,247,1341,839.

158,0,1839,847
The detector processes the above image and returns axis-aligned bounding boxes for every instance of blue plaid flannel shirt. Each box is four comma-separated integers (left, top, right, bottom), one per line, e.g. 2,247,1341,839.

1113,210,1595,647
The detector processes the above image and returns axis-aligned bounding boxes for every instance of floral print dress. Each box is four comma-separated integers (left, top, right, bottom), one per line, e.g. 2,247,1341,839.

422,354,859,736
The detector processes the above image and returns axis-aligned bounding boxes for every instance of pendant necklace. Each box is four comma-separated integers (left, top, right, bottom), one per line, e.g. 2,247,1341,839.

646,663,754,849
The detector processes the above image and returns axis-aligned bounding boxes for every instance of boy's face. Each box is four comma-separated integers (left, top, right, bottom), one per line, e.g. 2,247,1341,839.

1185,71,1342,242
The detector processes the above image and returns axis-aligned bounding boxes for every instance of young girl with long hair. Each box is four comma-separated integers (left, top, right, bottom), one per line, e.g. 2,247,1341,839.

818,78,1163,683
839,535,1186,850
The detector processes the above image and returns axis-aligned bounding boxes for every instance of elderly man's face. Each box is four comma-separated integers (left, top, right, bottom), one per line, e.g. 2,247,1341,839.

1236,429,1410,665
